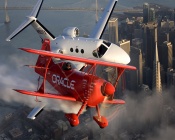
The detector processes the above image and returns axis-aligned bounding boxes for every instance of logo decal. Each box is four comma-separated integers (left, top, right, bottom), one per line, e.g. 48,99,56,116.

52,74,75,90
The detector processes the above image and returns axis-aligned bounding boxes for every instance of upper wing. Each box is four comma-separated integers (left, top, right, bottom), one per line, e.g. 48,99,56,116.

19,48,136,70
90,0,118,39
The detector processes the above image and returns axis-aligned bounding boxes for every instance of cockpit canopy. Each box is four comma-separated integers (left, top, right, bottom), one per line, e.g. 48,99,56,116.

92,40,111,58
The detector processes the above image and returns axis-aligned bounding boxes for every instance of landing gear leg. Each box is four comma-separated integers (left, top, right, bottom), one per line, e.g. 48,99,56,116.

93,105,108,128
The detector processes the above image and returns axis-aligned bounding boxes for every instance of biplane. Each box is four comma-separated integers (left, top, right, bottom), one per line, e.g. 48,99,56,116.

14,39,136,128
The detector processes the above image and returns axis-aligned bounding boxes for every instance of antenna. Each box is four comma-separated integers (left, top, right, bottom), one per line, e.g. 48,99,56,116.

96,0,98,23
5,0,10,23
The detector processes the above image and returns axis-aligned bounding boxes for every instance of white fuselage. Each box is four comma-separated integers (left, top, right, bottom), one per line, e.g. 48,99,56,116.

51,36,130,66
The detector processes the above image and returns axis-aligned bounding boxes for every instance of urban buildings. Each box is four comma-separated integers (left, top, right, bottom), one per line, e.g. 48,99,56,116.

116,3,175,92
1,2,175,140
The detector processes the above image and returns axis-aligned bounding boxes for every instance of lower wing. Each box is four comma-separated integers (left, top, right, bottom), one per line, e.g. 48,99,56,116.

103,99,125,104
14,89,76,101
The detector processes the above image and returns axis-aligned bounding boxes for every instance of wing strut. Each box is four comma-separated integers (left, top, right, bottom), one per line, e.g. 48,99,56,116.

114,68,125,88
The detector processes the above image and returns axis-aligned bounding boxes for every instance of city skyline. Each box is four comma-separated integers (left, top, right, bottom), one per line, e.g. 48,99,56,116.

1,0,175,139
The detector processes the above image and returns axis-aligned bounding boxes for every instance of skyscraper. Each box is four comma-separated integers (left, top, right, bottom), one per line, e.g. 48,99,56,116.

143,3,156,23
152,43,162,93
143,3,149,23
143,23,158,69
126,46,143,91
149,8,156,22
119,39,130,55
161,41,173,71
167,68,175,88
102,18,118,44
108,18,118,44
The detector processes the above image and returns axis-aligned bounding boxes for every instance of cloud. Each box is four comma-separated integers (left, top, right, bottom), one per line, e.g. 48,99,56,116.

102,89,175,139
147,126,175,140
0,56,85,114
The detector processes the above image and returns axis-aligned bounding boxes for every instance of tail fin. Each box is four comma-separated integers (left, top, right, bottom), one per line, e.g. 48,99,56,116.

90,0,117,39
6,0,55,41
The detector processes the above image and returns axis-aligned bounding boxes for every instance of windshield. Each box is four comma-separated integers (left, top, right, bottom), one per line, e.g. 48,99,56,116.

103,40,111,47
93,44,108,58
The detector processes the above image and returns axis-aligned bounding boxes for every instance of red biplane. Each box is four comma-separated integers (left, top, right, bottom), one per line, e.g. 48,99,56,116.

14,39,136,128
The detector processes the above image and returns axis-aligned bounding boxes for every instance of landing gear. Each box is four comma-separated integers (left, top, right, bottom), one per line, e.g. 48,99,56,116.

65,103,108,128
65,114,79,126
65,102,87,127
93,105,108,128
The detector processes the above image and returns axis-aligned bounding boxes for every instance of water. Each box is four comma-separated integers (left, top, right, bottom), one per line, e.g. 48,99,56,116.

0,0,175,8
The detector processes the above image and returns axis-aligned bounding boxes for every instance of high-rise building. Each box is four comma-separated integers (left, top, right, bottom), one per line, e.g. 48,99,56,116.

152,43,162,93
161,41,173,71
143,3,149,23
102,18,118,44
149,8,156,22
119,39,130,55
142,23,158,68
169,30,175,58
143,3,156,23
108,18,118,44
167,68,175,88
157,32,169,63
127,46,143,90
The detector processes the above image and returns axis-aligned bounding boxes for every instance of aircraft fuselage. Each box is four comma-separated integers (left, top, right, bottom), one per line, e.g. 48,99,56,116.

51,36,130,66
35,60,110,107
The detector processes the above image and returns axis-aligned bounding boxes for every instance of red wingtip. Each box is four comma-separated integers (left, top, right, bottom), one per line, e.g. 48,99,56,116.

13,89,18,92
18,48,32,53
18,48,26,51
13,89,23,93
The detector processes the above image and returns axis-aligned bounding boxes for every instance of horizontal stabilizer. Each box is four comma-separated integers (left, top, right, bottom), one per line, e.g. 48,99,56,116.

6,0,55,41
14,89,77,101
27,104,45,120
103,99,125,104
6,0,43,41
19,48,136,70
6,18,34,41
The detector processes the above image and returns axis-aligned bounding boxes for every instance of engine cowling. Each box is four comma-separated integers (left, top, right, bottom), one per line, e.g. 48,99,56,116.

101,82,115,96
62,27,79,37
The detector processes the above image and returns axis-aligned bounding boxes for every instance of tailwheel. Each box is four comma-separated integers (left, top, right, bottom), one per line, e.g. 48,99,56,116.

65,113,79,127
